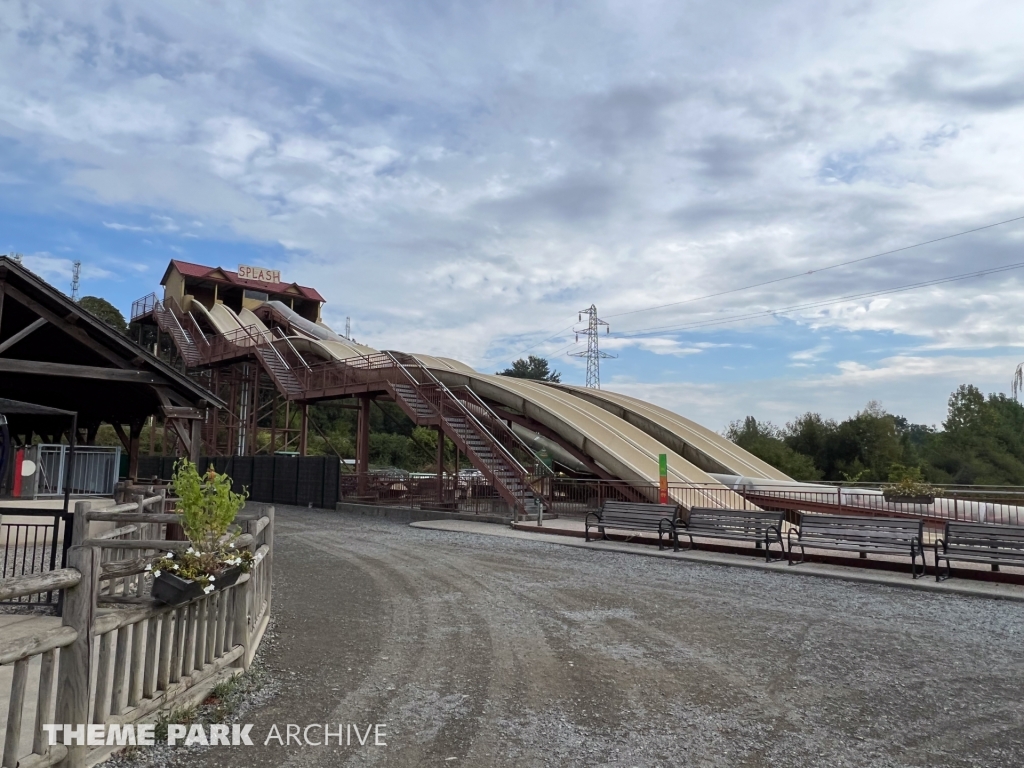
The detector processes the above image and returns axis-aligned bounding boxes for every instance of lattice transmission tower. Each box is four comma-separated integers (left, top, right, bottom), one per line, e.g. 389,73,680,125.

570,304,616,389
70,260,81,301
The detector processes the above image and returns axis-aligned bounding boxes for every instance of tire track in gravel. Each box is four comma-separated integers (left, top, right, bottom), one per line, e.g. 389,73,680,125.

287,531,493,767
181,510,1024,768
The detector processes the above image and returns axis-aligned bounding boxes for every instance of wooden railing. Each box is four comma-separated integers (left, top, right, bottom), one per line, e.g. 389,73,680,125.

0,495,274,768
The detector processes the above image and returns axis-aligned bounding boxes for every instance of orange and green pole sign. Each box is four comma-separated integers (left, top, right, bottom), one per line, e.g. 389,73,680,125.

658,453,668,504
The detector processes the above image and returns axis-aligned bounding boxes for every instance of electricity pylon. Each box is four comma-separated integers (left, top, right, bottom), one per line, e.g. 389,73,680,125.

570,304,615,389
70,260,81,301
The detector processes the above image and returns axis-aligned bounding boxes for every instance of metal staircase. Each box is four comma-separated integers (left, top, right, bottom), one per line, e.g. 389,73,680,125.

383,353,552,516
253,339,305,399
152,300,203,367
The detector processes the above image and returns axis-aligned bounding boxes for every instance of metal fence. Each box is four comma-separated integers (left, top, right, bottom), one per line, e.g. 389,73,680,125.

34,444,121,498
336,474,1024,529
137,455,341,509
0,508,73,606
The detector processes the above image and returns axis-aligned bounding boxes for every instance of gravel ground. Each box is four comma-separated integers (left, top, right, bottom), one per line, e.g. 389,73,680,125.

155,506,1024,767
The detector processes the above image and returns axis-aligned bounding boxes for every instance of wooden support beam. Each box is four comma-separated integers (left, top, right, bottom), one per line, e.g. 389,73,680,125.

0,316,46,355
160,405,204,420
129,420,143,480
1,283,133,369
167,419,193,457
0,357,165,384
111,423,131,453
189,418,201,463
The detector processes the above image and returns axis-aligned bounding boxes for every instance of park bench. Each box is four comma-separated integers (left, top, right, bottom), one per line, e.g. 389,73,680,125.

788,514,925,577
934,522,1024,581
584,500,679,550
665,507,785,562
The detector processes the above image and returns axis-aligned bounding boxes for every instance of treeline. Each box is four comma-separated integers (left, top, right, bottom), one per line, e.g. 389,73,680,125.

726,384,1024,485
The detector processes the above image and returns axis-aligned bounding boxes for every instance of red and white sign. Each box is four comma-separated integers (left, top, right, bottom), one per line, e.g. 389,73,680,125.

238,264,281,284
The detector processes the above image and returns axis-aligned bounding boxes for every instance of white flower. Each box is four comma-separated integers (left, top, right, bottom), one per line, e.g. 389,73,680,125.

228,543,235,549
172,564,179,571
208,575,215,582
144,564,152,572
166,552,174,558
186,547,196,555
152,570,161,578
203,584,215,594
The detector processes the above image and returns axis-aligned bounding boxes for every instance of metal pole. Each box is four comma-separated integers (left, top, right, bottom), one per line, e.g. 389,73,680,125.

62,414,77,514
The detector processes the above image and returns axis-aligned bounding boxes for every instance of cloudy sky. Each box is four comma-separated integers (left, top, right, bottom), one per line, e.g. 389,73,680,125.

3,0,1024,431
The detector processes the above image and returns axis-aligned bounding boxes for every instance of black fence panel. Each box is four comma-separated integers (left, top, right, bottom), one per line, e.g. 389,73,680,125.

272,458,298,506
251,456,275,502
136,454,341,509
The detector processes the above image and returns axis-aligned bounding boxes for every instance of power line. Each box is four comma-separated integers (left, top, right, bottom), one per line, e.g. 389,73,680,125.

507,316,580,358
616,259,1024,337
605,213,1024,320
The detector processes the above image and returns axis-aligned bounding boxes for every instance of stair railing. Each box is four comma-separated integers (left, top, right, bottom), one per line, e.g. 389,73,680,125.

273,328,311,369
384,352,547,511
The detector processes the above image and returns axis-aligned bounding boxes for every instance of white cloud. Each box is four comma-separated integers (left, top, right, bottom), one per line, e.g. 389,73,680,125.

3,1,1024,423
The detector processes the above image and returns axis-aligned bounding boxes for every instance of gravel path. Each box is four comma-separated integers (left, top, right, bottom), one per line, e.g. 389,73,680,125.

182,506,1024,767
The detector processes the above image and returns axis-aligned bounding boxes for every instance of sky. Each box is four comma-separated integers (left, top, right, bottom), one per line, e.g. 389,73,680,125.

3,0,1024,432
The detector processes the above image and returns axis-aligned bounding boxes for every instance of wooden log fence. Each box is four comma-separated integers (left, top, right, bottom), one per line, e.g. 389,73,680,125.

0,494,275,768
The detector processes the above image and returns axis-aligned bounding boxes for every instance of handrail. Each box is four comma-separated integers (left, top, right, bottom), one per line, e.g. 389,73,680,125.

386,352,543,510
0,568,82,601
186,312,210,346
254,327,299,381
450,385,555,480
404,355,535,480
274,328,311,369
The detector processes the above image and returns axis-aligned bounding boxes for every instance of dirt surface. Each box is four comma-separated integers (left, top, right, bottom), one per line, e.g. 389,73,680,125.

176,506,1024,767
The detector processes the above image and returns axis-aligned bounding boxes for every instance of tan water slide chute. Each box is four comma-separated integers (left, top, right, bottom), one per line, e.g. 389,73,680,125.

189,296,783,506
410,354,750,508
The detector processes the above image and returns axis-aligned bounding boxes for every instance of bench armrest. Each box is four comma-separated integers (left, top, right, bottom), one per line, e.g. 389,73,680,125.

585,512,602,526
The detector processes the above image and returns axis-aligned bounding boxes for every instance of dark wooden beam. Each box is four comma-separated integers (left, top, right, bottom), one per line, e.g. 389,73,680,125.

0,358,165,384
160,405,204,420
167,419,193,457
0,281,5,337
1,283,132,369
111,423,131,453
128,420,143,480
0,317,47,355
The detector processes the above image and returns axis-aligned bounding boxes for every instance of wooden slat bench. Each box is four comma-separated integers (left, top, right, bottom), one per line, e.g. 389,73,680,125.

789,514,925,577
585,501,679,550
666,507,785,562
934,522,1024,581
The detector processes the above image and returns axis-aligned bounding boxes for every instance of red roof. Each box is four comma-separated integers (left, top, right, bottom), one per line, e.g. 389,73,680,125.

161,260,325,303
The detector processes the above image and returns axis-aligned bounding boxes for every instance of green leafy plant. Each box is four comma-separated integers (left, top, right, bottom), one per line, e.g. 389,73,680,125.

147,459,253,592
883,463,935,499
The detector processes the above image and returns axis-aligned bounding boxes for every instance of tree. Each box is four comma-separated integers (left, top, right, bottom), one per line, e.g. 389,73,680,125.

497,355,561,382
725,417,822,481
79,296,128,334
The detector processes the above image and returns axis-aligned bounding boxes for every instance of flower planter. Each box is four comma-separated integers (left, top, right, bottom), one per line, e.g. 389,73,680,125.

151,565,242,606
883,493,935,505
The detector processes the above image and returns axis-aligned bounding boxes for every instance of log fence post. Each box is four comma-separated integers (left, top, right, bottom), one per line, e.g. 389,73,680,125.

55,501,98,768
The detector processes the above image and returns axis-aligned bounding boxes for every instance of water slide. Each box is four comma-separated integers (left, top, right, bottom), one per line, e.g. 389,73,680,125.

548,385,790,481
190,296,775,494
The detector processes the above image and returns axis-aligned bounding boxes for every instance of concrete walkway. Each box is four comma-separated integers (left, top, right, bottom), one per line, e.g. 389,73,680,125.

412,519,1024,602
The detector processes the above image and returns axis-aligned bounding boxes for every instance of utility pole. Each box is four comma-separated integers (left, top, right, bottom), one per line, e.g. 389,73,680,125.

70,260,81,301
570,304,616,389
